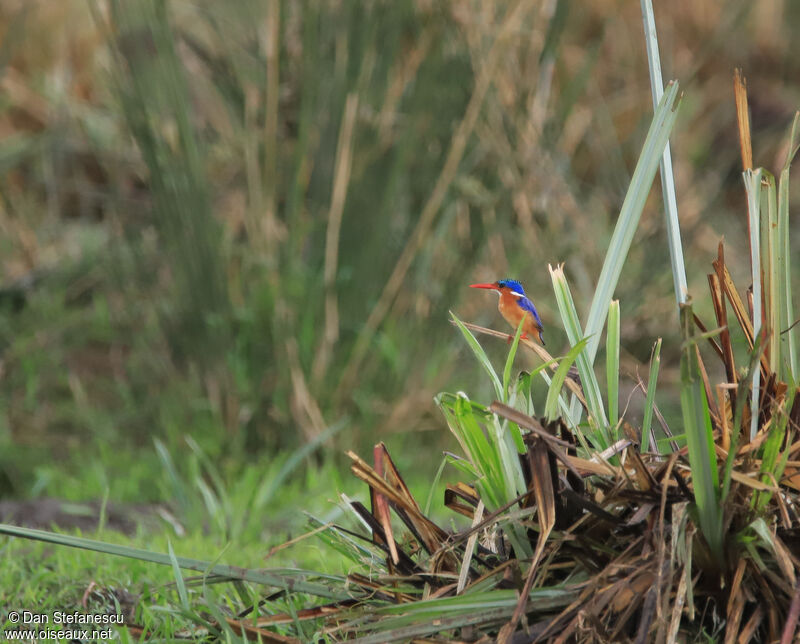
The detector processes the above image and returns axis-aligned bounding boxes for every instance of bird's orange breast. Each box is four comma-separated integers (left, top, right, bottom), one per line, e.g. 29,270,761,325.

498,291,543,343
498,292,525,327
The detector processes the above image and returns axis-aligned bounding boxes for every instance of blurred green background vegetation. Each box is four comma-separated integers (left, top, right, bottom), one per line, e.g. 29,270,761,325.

0,0,798,533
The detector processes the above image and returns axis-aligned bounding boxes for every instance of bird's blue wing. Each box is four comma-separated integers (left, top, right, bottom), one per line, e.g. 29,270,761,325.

516,295,543,329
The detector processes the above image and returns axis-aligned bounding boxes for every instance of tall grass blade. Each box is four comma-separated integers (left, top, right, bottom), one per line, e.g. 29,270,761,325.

570,81,680,422
778,113,800,383
641,338,662,453
581,81,681,364
154,438,189,516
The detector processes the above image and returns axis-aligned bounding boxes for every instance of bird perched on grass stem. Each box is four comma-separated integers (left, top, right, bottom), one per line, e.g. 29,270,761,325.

470,279,545,346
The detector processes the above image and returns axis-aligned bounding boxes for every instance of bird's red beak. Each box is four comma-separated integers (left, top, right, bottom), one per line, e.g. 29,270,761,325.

469,283,497,290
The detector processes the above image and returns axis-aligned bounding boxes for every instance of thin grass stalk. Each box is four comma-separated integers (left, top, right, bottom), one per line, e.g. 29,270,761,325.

641,338,662,453
639,0,688,306
607,299,620,429
744,168,764,440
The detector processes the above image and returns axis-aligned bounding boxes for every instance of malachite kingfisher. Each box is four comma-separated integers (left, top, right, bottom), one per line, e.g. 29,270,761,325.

470,279,545,346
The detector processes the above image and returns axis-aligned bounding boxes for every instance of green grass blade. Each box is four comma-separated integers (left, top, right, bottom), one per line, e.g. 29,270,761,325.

679,303,722,561
0,524,352,600
451,311,503,400
167,539,190,610
640,0,688,306
641,338,662,453
607,299,620,428
582,81,681,365
570,81,681,423
453,395,504,510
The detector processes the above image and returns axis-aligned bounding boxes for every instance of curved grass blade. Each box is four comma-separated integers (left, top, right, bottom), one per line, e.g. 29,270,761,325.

581,80,681,367
641,338,662,453
451,311,503,400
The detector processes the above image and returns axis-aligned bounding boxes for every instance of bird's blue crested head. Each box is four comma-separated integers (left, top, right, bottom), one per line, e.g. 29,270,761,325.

496,279,525,295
